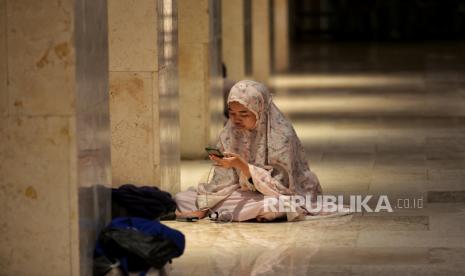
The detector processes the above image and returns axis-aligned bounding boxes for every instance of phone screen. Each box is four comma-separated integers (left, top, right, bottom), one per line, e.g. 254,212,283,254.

205,147,224,158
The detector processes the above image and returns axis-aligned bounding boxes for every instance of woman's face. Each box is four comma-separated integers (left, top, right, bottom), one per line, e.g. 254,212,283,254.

228,101,257,130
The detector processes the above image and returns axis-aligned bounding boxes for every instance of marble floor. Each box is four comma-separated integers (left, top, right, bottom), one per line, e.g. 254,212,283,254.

169,42,465,276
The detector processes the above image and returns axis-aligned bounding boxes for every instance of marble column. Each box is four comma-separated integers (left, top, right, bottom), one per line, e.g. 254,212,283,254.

178,0,223,159
0,0,111,275
273,0,289,73
252,0,271,83
108,0,180,193
222,0,246,81
209,1,223,150
158,0,181,194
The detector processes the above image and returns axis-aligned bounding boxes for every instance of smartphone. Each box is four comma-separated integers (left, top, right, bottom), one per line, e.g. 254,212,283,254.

176,216,199,222
205,147,224,158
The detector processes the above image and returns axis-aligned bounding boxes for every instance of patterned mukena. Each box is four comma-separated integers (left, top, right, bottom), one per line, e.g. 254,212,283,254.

196,80,322,219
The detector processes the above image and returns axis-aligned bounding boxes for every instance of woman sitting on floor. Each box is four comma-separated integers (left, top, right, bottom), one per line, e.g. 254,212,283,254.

175,80,324,222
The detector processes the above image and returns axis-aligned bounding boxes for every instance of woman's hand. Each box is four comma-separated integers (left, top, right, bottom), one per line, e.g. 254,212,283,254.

209,152,251,178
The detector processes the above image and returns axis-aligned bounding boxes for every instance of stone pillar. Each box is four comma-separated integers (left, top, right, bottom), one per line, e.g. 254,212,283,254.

209,1,224,148
108,0,180,193
158,0,181,194
252,0,271,83
178,0,223,159
222,0,246,81
273,0,289,73
0,0,110,275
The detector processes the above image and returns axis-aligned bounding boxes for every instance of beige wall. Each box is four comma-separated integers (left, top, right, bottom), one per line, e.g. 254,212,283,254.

222,0,246,82
252,0,271,83
178,0,213,159
108,0,161,186
0,0,111,275
0,1,78,274
108,0,180,193
273,0,289,73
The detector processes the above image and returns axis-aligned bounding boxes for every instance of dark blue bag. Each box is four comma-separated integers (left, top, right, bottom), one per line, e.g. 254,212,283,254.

94,217,185,275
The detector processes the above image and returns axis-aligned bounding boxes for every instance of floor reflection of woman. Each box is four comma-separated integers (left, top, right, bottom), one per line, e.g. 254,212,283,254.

175,80,323,222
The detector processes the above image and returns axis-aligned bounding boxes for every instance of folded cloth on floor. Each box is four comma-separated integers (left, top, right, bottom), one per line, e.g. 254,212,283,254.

112,184,177,220
94,217,185,276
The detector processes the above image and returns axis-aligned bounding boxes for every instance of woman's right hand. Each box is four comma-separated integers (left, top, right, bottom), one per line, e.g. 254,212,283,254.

210,152,252,178
209,154,225,166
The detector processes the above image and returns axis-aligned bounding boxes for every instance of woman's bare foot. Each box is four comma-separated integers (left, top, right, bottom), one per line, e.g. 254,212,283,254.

175,210,208,219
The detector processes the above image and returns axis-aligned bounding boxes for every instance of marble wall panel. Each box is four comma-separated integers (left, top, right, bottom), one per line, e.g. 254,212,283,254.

222,0,246,81
0,0,111,275
252,0,271,83
108,0,183,192
0,117,73,275
244,0,252,76
75,1,111,274
179,0,224,159
158,66,180,193
273,0,289,72
179,42,210,158
158,0,180,194
110,72,156,186
7,0,75,116
108,0,157,72
208,0,224,146
0,0,6,116
178,0,209,44
67,115,80,276
152,72,161,187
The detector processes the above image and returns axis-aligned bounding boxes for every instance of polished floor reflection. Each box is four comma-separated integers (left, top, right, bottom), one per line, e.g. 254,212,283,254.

174,42,465,275
166,203,465,275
